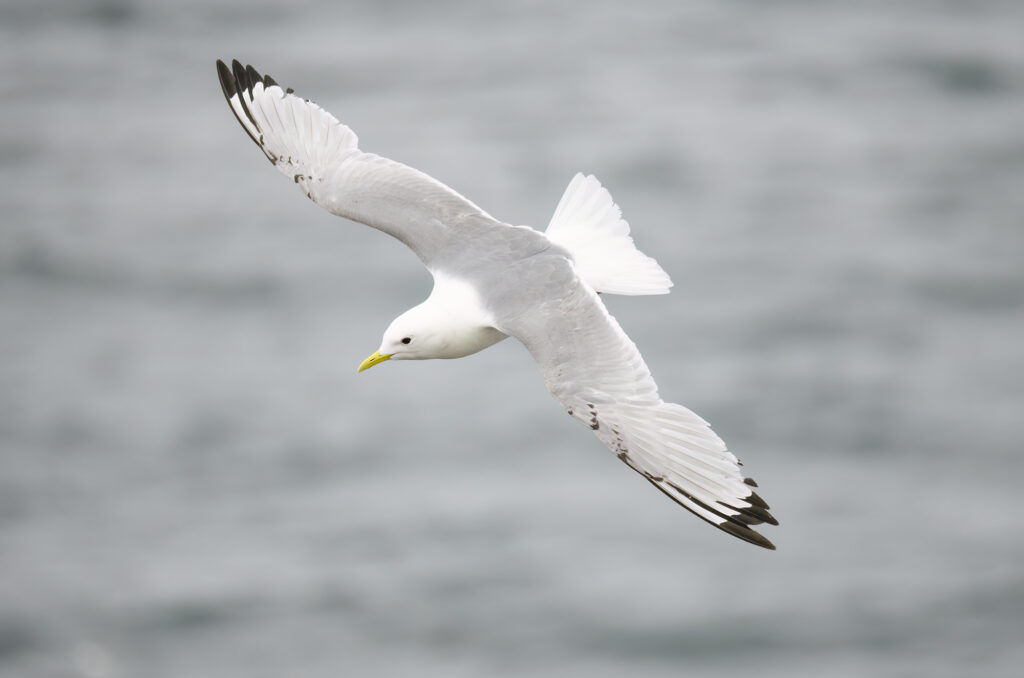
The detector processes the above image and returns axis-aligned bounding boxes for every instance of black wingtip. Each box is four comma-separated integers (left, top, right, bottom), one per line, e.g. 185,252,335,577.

733,503,779,527
217,58,274,162
231,59,249,92
228,60,261,130
216,59,236,99
746,491,770,510
245,64,262,87
663,479,778,548
719,520,776,550
731,487,778,526
219,59,288,98
618,453,778,550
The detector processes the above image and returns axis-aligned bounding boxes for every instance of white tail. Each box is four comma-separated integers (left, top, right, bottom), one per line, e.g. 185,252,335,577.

545,174,672,296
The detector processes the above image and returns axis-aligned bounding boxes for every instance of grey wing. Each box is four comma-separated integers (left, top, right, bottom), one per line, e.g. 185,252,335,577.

495,261,778,549
216,60,495,264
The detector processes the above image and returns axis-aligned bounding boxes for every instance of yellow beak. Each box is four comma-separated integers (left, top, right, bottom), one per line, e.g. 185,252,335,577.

357,350,392,373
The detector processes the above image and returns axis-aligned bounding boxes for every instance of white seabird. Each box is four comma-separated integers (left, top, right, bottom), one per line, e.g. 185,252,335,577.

216,60,778,549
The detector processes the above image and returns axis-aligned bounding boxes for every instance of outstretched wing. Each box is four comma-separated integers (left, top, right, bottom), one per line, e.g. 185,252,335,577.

495,259,777,549
216,60,495,265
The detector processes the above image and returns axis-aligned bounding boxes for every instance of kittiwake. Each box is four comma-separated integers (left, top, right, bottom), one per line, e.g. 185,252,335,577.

216,60,778,549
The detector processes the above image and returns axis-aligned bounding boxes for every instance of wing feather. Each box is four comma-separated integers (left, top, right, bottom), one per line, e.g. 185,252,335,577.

216,60,495,264
496,262,777,549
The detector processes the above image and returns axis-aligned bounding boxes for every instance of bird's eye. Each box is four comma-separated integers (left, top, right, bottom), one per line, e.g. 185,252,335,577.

401,337,411,345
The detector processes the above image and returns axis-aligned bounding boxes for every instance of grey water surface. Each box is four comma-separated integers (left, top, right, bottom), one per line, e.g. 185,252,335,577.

2,1,1023,676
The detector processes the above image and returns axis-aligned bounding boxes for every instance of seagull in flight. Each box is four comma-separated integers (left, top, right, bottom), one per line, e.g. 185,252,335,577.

216,60,778,549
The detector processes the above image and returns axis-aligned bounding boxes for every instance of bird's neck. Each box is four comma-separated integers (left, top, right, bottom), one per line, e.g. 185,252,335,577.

418,272,508,359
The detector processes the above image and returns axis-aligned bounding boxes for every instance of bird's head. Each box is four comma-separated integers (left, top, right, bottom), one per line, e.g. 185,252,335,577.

357,305,446,372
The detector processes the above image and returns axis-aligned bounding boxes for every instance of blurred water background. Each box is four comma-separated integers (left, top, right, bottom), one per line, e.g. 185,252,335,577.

2,1,1023,676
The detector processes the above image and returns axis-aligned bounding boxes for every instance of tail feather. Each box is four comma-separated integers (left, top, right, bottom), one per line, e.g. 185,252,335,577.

545,173,672,296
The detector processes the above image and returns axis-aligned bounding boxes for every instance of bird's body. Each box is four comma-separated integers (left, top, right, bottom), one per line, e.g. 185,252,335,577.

217,60,778,549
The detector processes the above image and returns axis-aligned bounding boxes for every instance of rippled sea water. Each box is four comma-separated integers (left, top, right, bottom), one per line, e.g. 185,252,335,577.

2,1,1023,676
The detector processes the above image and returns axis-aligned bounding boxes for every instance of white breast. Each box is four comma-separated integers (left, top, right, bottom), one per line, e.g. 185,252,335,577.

425,271,508,358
